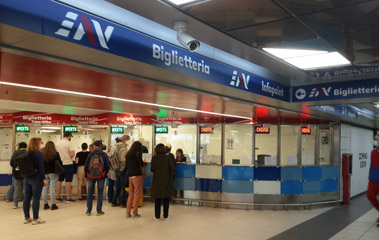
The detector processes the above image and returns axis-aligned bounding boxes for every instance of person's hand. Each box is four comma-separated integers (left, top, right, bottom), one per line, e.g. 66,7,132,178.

43,180,48,186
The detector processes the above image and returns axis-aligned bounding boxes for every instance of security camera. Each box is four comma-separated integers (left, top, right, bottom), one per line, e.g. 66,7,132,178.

174,21,200,52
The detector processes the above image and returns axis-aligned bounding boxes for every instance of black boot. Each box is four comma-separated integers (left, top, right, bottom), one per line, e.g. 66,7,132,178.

51,204,59,210
44,204,50,210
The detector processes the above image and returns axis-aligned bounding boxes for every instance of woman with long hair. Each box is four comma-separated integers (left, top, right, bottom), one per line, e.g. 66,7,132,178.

41,141,63,210
151,144,175,220
23,137,48,225
125,141,144,218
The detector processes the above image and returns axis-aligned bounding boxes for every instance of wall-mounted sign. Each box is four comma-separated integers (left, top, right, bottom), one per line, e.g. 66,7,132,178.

63,126,77,133
255,126,270,134
301,127,311,134
110,127,124,134
200,126,213,134
155,126,168,134
15,125,30,132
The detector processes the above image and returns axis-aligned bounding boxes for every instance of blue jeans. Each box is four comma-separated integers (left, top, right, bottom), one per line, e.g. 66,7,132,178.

23,174,43,220
112,171,126,205
42,173,59,204
107,178,115,203
8,176,25,202
6,177,14,201
87,178,105,213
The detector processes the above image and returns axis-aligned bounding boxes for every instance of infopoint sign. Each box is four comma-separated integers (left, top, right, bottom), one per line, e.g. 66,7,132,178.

0,0,289,102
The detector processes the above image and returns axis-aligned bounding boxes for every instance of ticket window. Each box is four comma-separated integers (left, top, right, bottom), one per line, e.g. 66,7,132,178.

280,125,299,166
255,125,278,166
0,125,14,161
301,126,317,166
155,125,197,163
15,125,61,150
224,124,253,165
68,125,109,153
110,125,153,153
199,124,222,165
319,127,333,165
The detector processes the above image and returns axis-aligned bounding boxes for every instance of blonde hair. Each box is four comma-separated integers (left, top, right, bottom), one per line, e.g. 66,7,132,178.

27,137,41,152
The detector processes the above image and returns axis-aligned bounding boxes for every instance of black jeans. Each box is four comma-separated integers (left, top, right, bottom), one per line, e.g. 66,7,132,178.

155,198,170,219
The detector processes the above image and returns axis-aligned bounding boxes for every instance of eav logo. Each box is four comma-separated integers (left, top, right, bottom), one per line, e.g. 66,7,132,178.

309,87,332,97
55,12,114,49
230,71,250,90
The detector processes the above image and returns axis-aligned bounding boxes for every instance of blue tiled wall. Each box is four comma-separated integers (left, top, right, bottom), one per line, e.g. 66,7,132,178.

174,178,196,191
175,164,196,178
281,181,303,194
281,167,302,181
303,181,321,194
322,166,339,180
254,167,280,181
0,174,12,186
222,166,254,180
222,180,253,193
303,167,322,181
321,179,339,192
195,179,222,192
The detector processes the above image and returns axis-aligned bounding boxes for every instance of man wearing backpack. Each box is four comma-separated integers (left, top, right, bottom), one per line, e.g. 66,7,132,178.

84,140,110,216
9,142,27,209
111,135,130,207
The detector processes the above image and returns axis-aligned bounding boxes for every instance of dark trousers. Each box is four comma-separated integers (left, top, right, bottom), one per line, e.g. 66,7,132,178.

107,178,115,203
155,198,170,219
113,171,126,205
23,174,43,220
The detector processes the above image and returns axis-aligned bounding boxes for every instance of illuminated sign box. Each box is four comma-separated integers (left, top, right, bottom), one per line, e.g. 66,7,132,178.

255,126,270,134
200,126,213,134
15,125,30,132
301,127,311,135
64,126,77,133
155,126,168,134
110,127,124,134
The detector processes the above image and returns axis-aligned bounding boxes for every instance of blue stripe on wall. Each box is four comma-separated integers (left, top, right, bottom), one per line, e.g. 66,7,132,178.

281,167,302,181
281,181,303,194
175,164,196,178
0,174,12,186
174,178,196,191
322,166,339,180
195,179,222,192
254,167,281,181
222,180,253,193
222,166,254,180
303,181,321,194
303,167,322,181
321,179,339,192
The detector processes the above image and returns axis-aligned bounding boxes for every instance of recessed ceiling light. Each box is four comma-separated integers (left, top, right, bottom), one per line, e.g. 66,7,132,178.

263,48,351,70
166,0,197,5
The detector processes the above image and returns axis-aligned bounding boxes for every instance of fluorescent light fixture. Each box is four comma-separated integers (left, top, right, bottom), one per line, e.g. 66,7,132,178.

41,126,61,130
262,48,351,70
0,81,252,120
166,0,197,5
40,130,57,133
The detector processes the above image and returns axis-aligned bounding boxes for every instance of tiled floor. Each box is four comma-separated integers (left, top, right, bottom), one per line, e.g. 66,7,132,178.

330,209,379,240
1,199,331,240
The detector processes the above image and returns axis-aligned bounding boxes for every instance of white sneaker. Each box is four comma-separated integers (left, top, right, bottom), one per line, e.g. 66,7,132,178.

32,218,46,225
23,218,32,224
154,217,160,221
13,202,18,209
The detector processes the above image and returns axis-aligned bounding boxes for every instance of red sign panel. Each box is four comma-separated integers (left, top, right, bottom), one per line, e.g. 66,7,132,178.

200,126,213,133
255,125,270,134
301,127,311,134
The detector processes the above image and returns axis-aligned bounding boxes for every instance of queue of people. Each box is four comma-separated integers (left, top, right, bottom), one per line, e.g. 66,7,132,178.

7,133,187,224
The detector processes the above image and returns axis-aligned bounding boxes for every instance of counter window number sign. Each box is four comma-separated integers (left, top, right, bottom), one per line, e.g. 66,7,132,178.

16,125,30,132
301,127,311,134
64,126,77,133
111,127,124,134
155,126,168,134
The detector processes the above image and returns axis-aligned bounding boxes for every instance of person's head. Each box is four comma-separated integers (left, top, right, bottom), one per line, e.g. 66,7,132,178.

155,143,166,155
89,144,94,152
27,137,42,152
18,142,27,150
81,143,88,151
93,140,102,150
126,141,142,159
176,148,184,158
43,141,57,162
63,132,73,141
115,137,121,143
120,135,130,144
102,144,107,151
165,143,172,153
374,135,379,148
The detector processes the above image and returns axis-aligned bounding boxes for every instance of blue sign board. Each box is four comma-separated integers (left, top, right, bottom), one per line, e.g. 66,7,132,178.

308,65,379,79
0,0,290,101
309,105,358,119
293,78,379,102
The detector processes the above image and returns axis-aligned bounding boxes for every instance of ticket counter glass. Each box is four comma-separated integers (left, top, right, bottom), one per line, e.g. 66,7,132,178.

280,125,299,166
255,125,278,166
224,124,253,165
15,125,61,149
301,126,317,166
320,127,333,165
199,124,222,165
111,125,153,153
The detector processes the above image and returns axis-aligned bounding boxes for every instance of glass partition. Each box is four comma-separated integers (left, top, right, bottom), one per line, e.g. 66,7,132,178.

16,125,61,150
319,127,332,165
155,125,197,163
224,124,252,165
200,124,222,165
111,125,153,153
0,125,13,161
255,125,278,166
280,125,299,166
301,126,317,166
69,125,109,153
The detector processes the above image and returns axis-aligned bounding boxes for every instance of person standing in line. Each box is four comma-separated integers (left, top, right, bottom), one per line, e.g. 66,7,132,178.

89,144,94,153
75,143,90,201
56,132,76,202
125,141,144,218
10,142,27,209
84,140,110,216
112,135,130,208
151,144,175,220
23,137,48,225
107,137,120,203
368,134,379,227
41,141,63,210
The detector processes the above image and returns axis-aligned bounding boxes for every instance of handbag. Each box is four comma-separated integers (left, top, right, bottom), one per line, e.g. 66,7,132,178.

54,160,65,175
140,165,147,180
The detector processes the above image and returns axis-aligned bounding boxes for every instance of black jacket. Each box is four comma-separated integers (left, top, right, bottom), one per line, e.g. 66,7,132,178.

10,149,26,180
43,152,63,174
126,155,144,177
